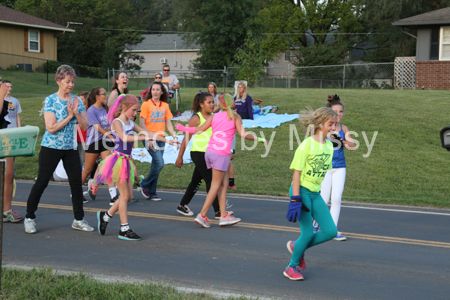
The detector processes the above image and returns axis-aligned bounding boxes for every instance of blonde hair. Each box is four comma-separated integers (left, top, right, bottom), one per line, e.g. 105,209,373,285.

236,82,247,102
299,107,338,137
218,93,236,120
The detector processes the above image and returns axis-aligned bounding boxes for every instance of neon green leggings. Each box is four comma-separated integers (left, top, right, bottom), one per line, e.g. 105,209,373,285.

289,185,337,266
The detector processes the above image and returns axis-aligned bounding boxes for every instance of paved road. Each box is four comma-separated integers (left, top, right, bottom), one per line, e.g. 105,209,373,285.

3,181,450,299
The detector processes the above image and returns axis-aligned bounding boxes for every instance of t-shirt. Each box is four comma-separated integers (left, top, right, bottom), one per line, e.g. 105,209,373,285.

140,100,173,136
207,112,236,156
85,105,112,146
5,96,22,128
162,75,179,89
234,94,254,120
290,136,334,193
41,93,86,150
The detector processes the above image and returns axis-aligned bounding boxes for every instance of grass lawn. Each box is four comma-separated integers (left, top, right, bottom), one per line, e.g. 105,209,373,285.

2,70,450,208
1,268,248,299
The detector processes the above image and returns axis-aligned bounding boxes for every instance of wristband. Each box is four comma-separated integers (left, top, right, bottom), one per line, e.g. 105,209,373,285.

176,124,196,134
290,195,302,202
257,137,266,143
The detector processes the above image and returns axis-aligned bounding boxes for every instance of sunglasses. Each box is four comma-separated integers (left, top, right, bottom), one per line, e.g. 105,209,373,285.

99,93,107,96
155,77,162,79
163,69,170,71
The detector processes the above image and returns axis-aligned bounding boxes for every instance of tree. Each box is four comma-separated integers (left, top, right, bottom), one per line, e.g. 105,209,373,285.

360,0,450,62
258,0,365,67
14,0,144,70
234,34,268,87
178,0,263,70
0,0,16,8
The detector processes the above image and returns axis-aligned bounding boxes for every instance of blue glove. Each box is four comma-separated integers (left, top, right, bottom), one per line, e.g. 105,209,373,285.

286,201,303,222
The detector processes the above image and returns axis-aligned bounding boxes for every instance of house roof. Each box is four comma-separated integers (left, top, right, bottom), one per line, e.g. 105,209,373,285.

392,7,450,27
0,5,74,32
126,34,199,52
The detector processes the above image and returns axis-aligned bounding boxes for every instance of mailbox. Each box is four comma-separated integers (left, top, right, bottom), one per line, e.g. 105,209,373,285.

0,126,40,158
440,126,450,151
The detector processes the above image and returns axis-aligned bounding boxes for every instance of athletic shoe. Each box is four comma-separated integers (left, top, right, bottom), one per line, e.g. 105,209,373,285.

215,211,234,220
24,218,36,234
150,196,162,201
109,195,119,206
313,226,320,233
83,197,89,204
3,211,24,223
219,213,241,226
130,198,138,203
283,264,304,281
135,175,145,191
286,241,306,271
177,205,194,216
83,190,89,197
118,229,141,241
88,179,97,201
141,188,150,199
72,219,94,232
194,214,210,228
228,185,236,190
97,211,108,235
334,232,347,241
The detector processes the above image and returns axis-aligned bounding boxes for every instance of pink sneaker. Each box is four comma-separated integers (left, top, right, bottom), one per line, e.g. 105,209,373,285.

286,241,306,271
194,214,210,228
219,213,241,226
283,264,304,281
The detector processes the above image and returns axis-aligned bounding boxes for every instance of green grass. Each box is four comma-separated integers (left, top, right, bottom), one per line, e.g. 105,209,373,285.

2,69,450,208
1,267,249,300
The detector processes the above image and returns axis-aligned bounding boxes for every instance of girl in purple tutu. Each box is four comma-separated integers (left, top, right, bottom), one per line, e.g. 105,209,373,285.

95,94,175,241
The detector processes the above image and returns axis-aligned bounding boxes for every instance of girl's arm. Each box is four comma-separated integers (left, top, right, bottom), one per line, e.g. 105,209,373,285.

93,123,114,140
175,115,200,168
235,115,267,144
0,84,6,111
16,113,21,127
107,90,119,108
44,101,74,134
135,122,175,144
292,170,302,196
166,119,180,149
342,125,355,150
113,119,151,143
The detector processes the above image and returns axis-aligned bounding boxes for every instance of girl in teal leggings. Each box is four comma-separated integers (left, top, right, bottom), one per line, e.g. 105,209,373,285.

284,107,338,281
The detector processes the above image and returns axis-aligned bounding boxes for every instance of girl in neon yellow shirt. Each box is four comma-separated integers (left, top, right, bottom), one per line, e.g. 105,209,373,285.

284,107,338,281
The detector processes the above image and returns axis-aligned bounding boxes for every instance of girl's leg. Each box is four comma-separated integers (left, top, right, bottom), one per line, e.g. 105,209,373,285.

100,150,116,192
108,180,129,223
179,165,203,207
82,152,100,185
329,168,346,227
199,168,226,216
320,170,333,206
218,170,229,218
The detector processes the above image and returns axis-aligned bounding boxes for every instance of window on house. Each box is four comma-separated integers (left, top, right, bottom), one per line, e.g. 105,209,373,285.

29,30,39,52
284,51,291,62
439,26,450,60
430,27,439,60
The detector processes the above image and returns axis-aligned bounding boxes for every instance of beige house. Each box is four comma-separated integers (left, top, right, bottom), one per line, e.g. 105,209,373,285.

124,34,200,72
0,5,73,71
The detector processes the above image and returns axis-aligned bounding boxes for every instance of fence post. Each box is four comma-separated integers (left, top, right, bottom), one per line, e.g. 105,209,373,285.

343,64,346,89
297,78,299,88
107,68,110,91
287,65,290,88
46,60,49,85
401,60,404,90
320,79,323,89
184,74,186,89
273,77,275,88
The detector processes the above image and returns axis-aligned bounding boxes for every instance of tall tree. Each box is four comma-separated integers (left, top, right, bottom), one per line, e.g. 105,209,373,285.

258,0,365,67
15,0,144,70
360,0,450,62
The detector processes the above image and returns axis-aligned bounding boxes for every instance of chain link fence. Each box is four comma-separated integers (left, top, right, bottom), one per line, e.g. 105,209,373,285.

1,52,396,90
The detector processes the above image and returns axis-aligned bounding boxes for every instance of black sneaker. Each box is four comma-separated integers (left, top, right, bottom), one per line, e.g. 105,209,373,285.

177,205,194,216
97,211,108,235
118,229,141,241
109,195,119,206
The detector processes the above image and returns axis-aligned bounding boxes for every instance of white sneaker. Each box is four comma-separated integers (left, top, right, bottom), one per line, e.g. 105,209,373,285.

83,190,88,197
24,218,36,234
219,214,241,226
334,232,347,241
72,219,94,232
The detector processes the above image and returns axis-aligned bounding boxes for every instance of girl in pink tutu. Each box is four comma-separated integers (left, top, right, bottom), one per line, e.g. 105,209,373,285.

95,94,175,241
176,93,267,228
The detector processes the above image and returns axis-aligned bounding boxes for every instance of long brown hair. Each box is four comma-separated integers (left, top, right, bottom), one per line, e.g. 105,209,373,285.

111,72,129,94
326,94,344,111
191,92,213,113
144,82,169,103
88,87,108,112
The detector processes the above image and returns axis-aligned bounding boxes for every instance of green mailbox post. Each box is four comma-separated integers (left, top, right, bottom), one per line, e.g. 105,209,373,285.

0,126,40,290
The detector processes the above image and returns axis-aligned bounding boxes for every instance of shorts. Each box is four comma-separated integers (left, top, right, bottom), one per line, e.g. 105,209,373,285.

85,140,114,154
205,149,230,172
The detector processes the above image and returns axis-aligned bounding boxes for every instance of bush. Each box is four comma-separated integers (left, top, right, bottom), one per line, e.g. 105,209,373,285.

6,65,20,71
42,61,63,74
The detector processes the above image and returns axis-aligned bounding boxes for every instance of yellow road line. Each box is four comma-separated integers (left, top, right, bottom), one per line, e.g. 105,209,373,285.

13,201,450,249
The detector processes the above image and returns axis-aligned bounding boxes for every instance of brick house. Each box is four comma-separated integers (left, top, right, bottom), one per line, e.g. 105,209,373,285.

0,5,74,71
393,7,450,89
